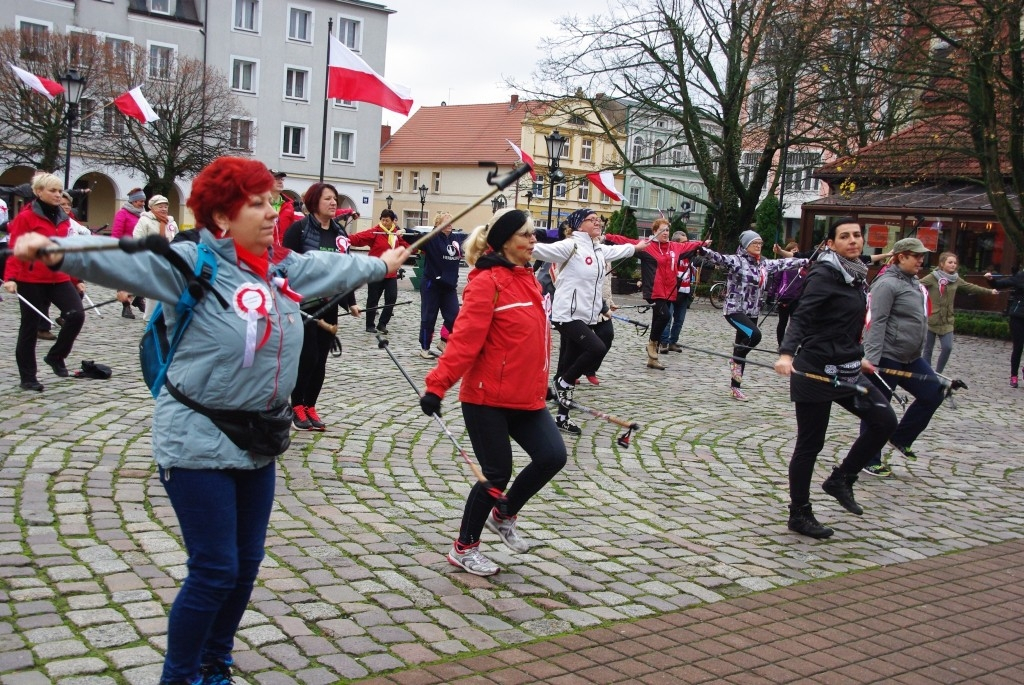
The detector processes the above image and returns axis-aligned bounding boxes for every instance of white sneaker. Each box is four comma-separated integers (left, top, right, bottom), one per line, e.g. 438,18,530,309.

418,349,433,359
436,338,447,352
447,542,499,576
484,508,529,553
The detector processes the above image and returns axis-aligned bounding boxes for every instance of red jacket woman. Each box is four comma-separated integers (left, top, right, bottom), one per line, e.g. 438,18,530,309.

348,210,411,333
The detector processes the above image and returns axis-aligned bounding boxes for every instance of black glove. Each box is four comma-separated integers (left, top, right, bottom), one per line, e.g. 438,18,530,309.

420,392,442,416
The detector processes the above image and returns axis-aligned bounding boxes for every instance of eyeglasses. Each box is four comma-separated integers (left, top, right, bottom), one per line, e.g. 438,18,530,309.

582,216,601,224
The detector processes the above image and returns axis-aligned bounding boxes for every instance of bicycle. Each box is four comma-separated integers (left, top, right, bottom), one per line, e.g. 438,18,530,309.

696,264,727,309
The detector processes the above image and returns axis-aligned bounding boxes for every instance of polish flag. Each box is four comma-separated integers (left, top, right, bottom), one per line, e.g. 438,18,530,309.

8,63,64,101
113,86,160,124
586,170,624,202
328,34,412,115
506,139,537,180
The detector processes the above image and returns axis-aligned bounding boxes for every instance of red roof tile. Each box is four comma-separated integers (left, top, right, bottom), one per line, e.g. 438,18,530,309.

380,100,545,166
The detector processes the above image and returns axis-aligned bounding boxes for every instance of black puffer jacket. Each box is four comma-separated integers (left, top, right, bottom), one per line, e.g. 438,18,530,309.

989,271,1024,319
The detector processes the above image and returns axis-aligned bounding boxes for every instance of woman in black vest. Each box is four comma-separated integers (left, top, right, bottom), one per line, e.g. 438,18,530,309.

282,183,360,430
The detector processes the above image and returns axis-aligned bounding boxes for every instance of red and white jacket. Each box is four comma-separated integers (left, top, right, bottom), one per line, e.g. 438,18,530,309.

426,253,550,410
349,225,411,280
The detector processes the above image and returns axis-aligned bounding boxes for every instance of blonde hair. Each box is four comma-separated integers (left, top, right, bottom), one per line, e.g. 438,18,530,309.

464,207,533,266
32,172,63,194
433,211,452,228
938,251,957,265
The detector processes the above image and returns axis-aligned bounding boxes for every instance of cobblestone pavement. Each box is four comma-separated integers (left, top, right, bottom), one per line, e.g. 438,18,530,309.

1,276,1021,684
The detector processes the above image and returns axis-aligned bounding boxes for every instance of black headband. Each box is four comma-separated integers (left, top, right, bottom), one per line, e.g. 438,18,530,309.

486,210,528,252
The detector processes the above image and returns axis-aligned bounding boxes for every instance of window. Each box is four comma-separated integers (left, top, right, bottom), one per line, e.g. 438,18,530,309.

534,177,545,199
569,114,586,126
334,99,357,109
432,172,441,193
748,90,766,124
378,170,383,191
629,185,640,206
148,43,176,80
17,19,49,60
149,0,170,14
103,105,126,134
288,6,312,43
578,180,590,202
784,151,822,192
654,139,665,165
106,36,133,69
655,119,666,128
559,138,571,160
282,124,307,157
632,137,644,163
411,172,420,191
285,67,309,101
650,188,661,209
555,180,567,198
338,16,360,50
393,171,403,192
230,118,254,151
331,129,354,163
75,99,96,132
581,139,593,162
234,0,260,32
231,58,258,94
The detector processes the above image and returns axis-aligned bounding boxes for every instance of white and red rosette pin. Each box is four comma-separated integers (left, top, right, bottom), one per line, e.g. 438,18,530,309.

233,283,273,367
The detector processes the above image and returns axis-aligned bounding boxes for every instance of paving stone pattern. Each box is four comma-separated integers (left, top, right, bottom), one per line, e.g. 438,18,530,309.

1,277,1021,684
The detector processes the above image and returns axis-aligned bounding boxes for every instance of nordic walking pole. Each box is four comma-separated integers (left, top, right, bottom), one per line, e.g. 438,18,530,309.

375,334,509,507
0,234,170,259
81,292,103,317
555,394,641,448
11,292,60,328
81,297,120,313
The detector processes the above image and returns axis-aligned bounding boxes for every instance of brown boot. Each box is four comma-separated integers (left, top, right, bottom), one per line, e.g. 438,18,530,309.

646,340,659,360
646,343,665,370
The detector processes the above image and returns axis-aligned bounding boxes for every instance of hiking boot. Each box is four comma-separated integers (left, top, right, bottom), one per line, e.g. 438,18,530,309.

484,508,529,553
554,378,574,408
36,330,56,341
645,340,659,360
306,407,326,431
864,463,892,478
585,375,600,386
668,343,683,353
822,467,863,515
730,387,748,401
787,503,834,539
1011,376,1019,388
729,360,743,383
292,405,312,430
556,416,582,435
20,379,44,392
447,541,499,576
647,357,666,370
122,302,136,319
888,442,917,462
199,656,234,685
43,355,69,377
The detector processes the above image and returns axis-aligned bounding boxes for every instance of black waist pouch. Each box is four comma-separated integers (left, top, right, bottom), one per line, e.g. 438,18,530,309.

166,382,292,457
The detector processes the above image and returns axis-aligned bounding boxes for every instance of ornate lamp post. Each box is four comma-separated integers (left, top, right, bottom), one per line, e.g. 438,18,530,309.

491,193,507,213
524,190,533,209
418,184,428,223
544,129,567,230
59,69,87,189
385,195,393,210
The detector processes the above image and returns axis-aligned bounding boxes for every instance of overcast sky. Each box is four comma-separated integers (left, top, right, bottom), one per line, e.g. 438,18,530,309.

381,0,604,131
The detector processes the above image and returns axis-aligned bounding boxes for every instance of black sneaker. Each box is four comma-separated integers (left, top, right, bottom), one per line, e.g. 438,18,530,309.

554,378,574,408
556,416,581,435
888,442,917,462
376,326,389,335
20,380,44,392
132,296,146,313
122,303,136,319
292,405,312,430
43,355,69,377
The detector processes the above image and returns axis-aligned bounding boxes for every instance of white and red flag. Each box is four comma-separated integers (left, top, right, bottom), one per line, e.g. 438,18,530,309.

506,139,537,180
113,86,159,124
327,33,412,115
8,63,64,101
586,170,624,202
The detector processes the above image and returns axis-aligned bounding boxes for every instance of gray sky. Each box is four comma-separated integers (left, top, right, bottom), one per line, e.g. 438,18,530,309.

381,0,601,130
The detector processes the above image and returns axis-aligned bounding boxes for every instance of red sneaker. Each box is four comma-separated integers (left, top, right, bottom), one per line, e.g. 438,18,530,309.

306,407,326,431
585,375,600,386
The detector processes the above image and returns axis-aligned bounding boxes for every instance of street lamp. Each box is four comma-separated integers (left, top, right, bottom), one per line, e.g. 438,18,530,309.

544,129,567,230
667,207,676,221
491,193,507,213
524,190,533,209
59,69,87,189
418,184,428,224
385,195,393,210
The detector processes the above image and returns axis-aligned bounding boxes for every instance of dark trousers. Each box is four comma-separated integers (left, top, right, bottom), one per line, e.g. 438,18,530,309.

419,281,460,350
775,301,795,348
1010,316,1024,377
554,319,609,387
863,356,944,467
659,295,691,345
789,383,897,506
724,312,762,387
365,278,398,330
648,299,670,343
291,310,337,408
159,463,275,681
457,403,566,546
15,281,84,382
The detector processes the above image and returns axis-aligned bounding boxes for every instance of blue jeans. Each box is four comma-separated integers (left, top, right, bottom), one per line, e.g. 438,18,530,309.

659,295,691,345
863,357,944,467
159,463,275,682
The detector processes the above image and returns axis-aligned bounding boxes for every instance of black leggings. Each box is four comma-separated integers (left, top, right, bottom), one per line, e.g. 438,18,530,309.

1010,316,1024,377
15,281,85,382
554,319,609,386
724,312,762,387
648,299,670,343
789,383,897,507
291,309,338,408
365,279,398,330
458,403,567,545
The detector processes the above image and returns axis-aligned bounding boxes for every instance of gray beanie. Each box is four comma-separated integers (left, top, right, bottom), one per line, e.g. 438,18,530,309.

739,230,762,249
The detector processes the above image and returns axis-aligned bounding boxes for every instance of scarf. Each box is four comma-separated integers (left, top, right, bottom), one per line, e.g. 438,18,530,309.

932,268,959,296
124,204,143,217
819,249,868,285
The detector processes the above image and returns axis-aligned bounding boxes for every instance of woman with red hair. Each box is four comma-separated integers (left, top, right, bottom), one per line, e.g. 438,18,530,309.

11,156,408,685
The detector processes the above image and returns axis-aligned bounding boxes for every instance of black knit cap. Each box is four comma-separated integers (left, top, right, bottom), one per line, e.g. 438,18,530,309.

486,209,528,253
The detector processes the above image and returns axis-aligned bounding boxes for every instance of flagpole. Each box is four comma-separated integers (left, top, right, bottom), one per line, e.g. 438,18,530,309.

319,18,333,183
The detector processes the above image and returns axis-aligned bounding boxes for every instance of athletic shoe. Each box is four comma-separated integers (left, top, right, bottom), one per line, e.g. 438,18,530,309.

658,343,670,353
730,387,748,401
292,405,312,430
306,407,326,431
556,416,582,435
1011,376,1019,388
864,463,892,477
668,343,683,353
376,326,389,335
554,378,574,407
365,326,376,333
729,361,743,383
447,542,499,576
43,355,69,377
419,349,433,359
585,375,600,386
19,380,44,392
889,442,917,462
199,656,234,685
484,508,529,553
436,338,447,352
